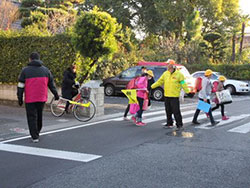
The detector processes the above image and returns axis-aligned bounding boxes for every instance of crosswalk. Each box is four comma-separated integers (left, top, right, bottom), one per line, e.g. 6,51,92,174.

113,104,250,134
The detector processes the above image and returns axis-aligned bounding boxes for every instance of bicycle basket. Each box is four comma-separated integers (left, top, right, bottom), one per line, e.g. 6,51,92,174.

81,87,91,99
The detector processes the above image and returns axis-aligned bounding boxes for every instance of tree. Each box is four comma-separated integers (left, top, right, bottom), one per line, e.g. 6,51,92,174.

20,0,79,34
239,15,249,56
185,10,203,42
0,0,19,30
71,7,120,82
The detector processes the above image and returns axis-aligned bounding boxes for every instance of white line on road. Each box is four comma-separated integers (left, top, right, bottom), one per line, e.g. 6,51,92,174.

195,114,250,130
0,119,112,144
145,110,195,123
227,120,250,134
112,104,197,121
0,143,102,162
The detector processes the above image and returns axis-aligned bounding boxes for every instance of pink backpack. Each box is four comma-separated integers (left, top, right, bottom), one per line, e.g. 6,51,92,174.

126,77,139,89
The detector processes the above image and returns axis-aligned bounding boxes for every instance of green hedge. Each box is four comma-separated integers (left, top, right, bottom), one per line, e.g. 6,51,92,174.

0,30,77,85
184,63,250,80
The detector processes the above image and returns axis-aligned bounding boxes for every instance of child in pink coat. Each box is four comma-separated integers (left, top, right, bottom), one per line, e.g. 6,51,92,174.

131,74,148,126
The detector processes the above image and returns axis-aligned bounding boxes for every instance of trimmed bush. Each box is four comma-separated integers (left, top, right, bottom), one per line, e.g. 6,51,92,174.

0,30,77,85
184,63,250,80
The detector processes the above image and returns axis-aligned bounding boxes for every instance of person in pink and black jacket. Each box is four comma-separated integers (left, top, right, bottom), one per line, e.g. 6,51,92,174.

17,52,59,143
131,73,148,126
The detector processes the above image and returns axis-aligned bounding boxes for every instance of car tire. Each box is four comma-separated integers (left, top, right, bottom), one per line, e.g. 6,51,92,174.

104,84,115,96
225,85,236,95
152,88,164,101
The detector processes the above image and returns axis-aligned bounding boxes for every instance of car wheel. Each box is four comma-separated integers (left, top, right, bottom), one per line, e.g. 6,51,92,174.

104,84,115,96
226,85,236,95
152,88,164,101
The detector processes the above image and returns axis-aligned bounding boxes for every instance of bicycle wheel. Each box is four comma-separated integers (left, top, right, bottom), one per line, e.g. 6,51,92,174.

50,97,65,117
73,99,96,122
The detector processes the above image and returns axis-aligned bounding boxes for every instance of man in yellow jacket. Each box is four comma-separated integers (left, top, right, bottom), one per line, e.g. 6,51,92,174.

151,60,190,131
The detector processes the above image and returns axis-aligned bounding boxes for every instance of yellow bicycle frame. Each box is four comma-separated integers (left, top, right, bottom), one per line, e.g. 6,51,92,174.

69,100,91,107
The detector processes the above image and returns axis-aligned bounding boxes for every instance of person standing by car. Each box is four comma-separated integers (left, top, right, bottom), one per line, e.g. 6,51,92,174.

141,66,147,74
17,52,59,143
151,59,190,131
62,64,79,113
192,69,220,126
146,70,155,108
211,76,229,120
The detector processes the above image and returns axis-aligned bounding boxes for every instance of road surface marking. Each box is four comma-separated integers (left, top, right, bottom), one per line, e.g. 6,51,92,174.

145,110,196,123
0,143,101,162
227,121,250,134
196,114,250,130
112,105,197,121
0,119,112,144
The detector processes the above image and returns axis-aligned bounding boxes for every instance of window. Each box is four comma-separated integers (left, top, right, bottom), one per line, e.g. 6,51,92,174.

211,74,218,80
153,67,167,80
120,67,138,78
192,73,204,78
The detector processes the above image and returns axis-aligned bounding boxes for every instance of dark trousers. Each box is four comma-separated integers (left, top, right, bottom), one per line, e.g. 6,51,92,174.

212,104,225,116
165,97,183,127
193,98,215,124
25,102,45,139
137,97,144,120
124,104,130,117
65,89,79,112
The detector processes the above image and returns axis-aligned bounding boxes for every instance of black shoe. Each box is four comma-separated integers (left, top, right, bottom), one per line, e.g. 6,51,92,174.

211,121,219,126
163,124,174,129
192,121,200,125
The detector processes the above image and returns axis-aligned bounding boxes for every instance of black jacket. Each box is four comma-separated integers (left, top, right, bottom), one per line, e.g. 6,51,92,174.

62,68,77,99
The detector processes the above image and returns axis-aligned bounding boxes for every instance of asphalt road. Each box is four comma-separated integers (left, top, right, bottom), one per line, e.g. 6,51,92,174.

0,94,250,188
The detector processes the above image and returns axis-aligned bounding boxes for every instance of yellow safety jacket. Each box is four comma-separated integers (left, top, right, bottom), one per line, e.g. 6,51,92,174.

151,70,189,97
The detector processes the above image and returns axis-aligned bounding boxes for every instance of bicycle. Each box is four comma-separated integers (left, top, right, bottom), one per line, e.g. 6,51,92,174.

50,87,96,122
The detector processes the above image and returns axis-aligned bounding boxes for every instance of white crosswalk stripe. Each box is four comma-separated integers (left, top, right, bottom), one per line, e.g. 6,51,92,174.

113,104,250,134
195,114,250,130
228,121,250,134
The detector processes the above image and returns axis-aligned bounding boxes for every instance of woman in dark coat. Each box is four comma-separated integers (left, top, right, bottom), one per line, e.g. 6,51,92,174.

62,64,79,112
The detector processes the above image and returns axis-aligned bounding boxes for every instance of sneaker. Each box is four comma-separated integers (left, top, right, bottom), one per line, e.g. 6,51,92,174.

192,121,200,125
222,116,229,120
131,116,137,123
32,139,39,143
163,124,174,129
211,121,220,126
123,117,130,121
136,122,146,126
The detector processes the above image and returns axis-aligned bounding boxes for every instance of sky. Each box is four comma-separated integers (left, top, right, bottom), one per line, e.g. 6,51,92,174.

239,0,250,15
239,0,250,32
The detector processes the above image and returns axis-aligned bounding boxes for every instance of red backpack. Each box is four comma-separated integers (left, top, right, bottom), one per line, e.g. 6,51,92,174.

195,77,202,92
212,81,219,93
126,77,139,89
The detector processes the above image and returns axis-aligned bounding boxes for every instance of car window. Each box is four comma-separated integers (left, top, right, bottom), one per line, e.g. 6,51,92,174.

192,73,204,78
120,67,138,78
211,73,218,80
153,67,167,80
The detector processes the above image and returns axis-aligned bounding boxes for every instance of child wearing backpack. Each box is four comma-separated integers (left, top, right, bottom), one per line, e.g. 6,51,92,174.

131,73,148,126
123,76,140,120
211,76,229,120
